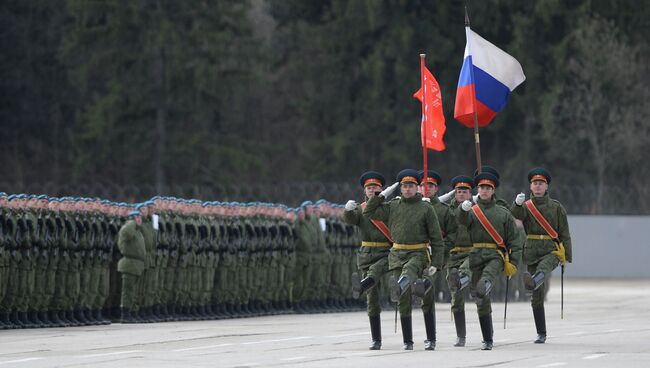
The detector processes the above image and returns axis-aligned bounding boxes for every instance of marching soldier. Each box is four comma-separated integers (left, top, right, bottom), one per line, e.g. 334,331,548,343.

413,170,458,350
451,172,523,350
445,175,475,346
363,169,445,350
345,171,392,350
511,168,572,343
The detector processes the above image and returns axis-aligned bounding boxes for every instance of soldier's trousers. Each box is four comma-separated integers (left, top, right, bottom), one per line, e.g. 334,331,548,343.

389,249,428,316
95,264,110,311
357,247,390,316
15,262,35,313
470,252,504,317
446,251,471,313
120,273,141,309
527,253,560,309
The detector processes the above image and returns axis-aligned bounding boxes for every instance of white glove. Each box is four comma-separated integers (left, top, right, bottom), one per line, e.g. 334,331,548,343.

515,192,526,206
461,200,473,212
379,182,399,198
345,200,357,211
421,197,431,203
472,193,479,203
437,189,456,203
426,266,437,276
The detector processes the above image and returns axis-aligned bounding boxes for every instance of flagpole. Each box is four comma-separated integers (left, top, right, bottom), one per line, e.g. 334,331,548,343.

420,53,429,196
464,3,482,174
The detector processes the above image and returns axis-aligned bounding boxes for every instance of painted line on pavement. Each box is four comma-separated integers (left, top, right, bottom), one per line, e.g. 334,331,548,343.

566,331,585,336
78,350,144,358
241,336,312,345
325,332,367,338
0,358,44,365
174,343,233,352
538,363,567,368
583,354,608,360
281,356,306,361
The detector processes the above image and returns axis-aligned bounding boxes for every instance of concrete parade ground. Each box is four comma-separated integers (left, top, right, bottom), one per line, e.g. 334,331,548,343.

1,279,649,368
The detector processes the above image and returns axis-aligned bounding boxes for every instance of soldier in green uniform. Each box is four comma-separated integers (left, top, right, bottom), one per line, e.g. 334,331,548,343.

363,169,445,350
452,172,523,350
511,168,572,343
444,175,474,346
117,210,146,323
413,170,458,350
345,171,392,350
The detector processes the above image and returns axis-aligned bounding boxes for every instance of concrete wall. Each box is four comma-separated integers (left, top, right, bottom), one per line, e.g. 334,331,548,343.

553,215,650,278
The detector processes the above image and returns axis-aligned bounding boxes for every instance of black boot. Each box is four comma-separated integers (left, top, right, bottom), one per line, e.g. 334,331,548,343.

19,311,35,328
120,308,136,323
476,279,493,298
414,278,433,299
479,314,494,350
10,311,24,328
368,315,382,350
423,310,436,350
0,312,11,329
50,310,67,327
533,307,547,343
74,310,89,325
38,311,53,327
448,268,470,291
59,310,73,326
94,309,111,325
400,316,414,350
453,311,466,347
352,273,377,299
28,310,43,327
524,272,546,291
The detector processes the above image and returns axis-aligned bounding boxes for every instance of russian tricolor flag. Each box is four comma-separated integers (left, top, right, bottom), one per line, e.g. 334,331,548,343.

454,27,526,128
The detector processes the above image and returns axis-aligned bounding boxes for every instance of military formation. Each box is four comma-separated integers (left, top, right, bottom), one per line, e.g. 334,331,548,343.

0,194,367,329
0,167,572,351
346,166,572,351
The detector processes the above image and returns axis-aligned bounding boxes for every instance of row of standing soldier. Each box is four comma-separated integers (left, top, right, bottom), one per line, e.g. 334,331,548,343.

0,194,367,329
347,165,572,351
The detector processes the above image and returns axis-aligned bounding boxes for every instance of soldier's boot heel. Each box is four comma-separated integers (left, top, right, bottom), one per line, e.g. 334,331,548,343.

397,276,411,297
533,306,547,343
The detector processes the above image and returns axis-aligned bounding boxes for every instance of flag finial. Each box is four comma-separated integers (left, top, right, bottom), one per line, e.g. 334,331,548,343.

464,2,471,27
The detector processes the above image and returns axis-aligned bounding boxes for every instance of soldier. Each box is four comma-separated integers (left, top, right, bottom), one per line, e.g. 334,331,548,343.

444,175,475,346
117,210,146,323
344,171,392,350
511,168,572,343
363,169,445,350
413,170,458,350
451,172,523,350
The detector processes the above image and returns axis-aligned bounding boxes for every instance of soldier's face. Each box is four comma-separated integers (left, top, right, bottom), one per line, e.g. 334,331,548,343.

135,216,143,225
364,185,381,198
455,188,472,202
400,183,417,198
420,183,438,196
477,185,495,200
530,180,548,197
